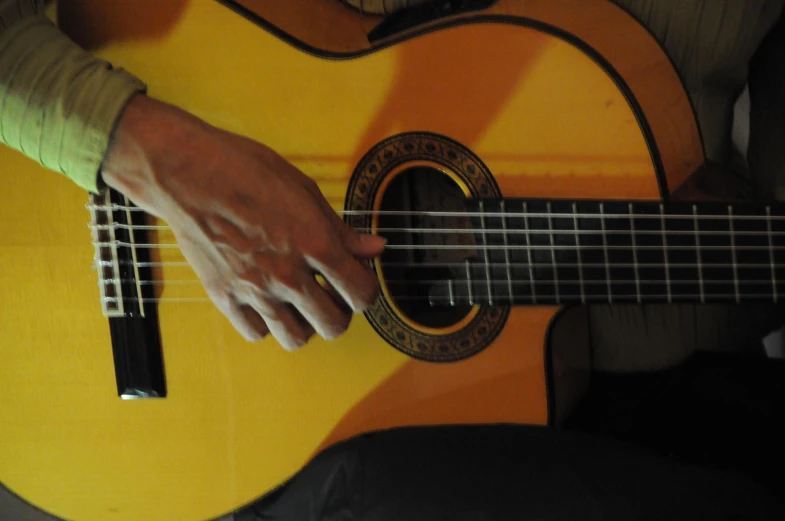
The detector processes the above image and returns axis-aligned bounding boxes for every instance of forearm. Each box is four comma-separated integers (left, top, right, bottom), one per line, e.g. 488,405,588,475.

0,0,146,193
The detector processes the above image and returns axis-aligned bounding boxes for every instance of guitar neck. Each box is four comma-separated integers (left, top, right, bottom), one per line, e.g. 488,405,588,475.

426,199,785,306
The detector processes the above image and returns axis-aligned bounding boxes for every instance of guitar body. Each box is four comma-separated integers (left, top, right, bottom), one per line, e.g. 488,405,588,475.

0,1,703,520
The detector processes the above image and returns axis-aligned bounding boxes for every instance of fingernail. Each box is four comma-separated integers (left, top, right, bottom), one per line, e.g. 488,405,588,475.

361,234,387,246
284,341,303,352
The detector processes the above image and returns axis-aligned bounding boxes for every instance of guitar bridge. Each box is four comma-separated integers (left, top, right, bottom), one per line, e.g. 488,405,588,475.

88,190,167,399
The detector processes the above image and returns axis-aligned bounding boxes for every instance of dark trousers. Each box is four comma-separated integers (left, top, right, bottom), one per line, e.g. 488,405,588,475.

566,351,785,503
234,351,785,520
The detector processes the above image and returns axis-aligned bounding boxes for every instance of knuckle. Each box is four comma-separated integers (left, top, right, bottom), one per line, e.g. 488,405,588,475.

198,270,234,299
235,263,275,297
206,285,235,312
272,263,305,293
306,238,337,263
202,277,226,298
302,175,320,193
258,302,286,323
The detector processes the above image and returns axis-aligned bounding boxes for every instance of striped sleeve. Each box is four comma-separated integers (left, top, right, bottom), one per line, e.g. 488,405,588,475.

0,0,147,193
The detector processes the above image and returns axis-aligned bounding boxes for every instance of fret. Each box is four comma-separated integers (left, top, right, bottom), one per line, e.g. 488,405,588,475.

546,202,561,303
521,202,538,303
488,199,515,305
769,208,785,298
660,204,672,303
767,206,777,302
728,203,773,301
452,198,785,308
693,205,705,302
695,203,735,301
628,203,642,303
499,200,515,304
574,201,608,301
487,199,535,305
464,258,474,305
647,202,698,303
524,201,557,303
546,200,584,303
466,199,506,306
600,203,613,302
477,200,494,305
728,206,741,303
601,201,637,300
572,203,586,303
627,202,668,303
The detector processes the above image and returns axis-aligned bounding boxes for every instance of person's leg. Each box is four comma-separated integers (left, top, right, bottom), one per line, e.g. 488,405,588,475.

232,424,784,521
565,350,785,503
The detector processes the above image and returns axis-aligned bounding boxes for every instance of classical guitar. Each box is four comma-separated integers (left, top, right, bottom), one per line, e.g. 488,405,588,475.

2,1,776,520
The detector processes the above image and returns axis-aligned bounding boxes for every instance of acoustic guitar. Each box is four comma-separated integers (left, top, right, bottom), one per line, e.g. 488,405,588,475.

2,1,775,520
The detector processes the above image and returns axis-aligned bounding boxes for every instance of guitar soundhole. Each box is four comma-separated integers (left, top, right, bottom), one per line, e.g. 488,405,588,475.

378,166,473,329
346,131,508,362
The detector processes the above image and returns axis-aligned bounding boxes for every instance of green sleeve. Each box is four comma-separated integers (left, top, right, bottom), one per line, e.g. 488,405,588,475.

0,0,147,193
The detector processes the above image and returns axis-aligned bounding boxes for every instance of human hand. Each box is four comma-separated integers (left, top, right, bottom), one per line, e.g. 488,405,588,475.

102,95,385,350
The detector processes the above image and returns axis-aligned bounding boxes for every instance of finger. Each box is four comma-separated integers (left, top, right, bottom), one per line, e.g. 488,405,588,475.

236,283,316,351
264,304,316,352
176,234,268,342
286,277,352,340
220,298,270,342
305,249,380,313
318,276,353,314
312,193,387,258
239,304,271,338
300,190,381,311
206,283,269,342
345,232,387,258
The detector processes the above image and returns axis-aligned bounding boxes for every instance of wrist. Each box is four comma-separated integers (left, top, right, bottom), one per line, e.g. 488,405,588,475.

101,94,210,215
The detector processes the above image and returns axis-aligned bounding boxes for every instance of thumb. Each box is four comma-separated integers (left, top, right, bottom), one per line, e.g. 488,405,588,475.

340,224,387,258
312,189,387,258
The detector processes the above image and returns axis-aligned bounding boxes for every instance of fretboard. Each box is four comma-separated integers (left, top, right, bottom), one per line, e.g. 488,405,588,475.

426,199,785,306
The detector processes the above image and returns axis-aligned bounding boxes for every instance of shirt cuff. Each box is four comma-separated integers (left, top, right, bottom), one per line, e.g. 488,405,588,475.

0,14,147,193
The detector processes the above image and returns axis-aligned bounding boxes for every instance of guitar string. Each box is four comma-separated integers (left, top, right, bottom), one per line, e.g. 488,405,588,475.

105,293,781,305
95,260,776,269
85,204,785,221
101,278,782,286
89,205,780,302
95,270,779,286
89,241,785,251
98,267,779,301
87,223,785,237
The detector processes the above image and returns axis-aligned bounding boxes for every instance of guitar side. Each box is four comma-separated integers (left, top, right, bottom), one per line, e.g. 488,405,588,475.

0,1,703,520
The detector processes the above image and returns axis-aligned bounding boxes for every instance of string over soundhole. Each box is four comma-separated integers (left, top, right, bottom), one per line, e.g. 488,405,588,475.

345,132,509,362
378,166,475,328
